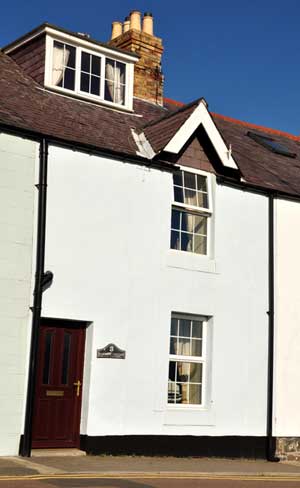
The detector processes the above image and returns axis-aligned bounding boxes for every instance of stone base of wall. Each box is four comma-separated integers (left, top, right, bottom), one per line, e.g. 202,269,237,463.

276,437,300,460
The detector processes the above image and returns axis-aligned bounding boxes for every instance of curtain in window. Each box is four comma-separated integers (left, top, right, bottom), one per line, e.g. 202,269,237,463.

52,44,70,86
105,61,124,104
175,341,189,404
105,60,114,101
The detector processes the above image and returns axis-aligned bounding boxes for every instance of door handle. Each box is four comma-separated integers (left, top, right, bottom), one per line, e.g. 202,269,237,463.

73,380,82,397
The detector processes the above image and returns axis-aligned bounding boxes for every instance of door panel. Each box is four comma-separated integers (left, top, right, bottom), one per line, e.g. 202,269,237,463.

32,323,86,448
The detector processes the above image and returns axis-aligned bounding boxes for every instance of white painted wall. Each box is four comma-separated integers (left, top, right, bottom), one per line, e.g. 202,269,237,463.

0,134,37,455
274,199,300,436
43,146,269,438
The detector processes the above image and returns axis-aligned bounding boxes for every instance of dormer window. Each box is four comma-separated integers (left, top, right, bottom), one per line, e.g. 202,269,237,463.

45,32,135,110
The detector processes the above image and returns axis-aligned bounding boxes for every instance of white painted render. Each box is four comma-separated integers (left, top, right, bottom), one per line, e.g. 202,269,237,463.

43,146,269,438
274,199,300,436
0,134,37,455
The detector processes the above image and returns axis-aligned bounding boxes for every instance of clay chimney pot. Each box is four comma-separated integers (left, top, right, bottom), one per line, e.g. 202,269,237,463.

130,10,142,31
142,12,153,36
123,16,130,33
111,21,123,39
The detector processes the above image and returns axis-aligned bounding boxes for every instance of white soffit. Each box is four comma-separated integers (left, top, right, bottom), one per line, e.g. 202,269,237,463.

163,100,238,170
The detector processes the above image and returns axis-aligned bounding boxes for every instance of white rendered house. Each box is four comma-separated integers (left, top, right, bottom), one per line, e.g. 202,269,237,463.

0,11,300,459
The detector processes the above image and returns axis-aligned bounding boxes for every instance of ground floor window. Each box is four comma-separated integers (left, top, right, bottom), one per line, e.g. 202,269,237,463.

168,313,207,406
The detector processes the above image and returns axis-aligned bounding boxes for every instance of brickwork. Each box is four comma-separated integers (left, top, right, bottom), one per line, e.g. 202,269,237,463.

9,35,45,85
177,136,216,173
109,29,164,106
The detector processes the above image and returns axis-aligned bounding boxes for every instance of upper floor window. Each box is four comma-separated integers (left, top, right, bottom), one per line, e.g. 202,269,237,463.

170,168,212,255
48,38,132,109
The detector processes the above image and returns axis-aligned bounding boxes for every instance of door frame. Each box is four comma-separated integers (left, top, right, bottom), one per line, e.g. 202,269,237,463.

32,316,91,449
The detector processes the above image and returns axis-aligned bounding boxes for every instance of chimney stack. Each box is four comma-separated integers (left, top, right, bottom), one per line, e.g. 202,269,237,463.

108,11,164,106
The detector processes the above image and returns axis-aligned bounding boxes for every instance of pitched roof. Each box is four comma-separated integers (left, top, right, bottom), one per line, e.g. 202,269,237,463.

143,99,202,153
2,51,300,198
0,52,166,159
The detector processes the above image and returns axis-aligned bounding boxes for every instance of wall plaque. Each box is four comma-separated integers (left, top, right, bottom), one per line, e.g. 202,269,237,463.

97,343,126,359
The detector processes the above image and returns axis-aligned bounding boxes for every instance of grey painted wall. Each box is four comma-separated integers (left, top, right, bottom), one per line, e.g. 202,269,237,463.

0,134,37,455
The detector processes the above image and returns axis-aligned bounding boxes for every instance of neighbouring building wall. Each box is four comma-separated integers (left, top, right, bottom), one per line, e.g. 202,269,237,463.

0,134,37,455
43,146,269,439
274,198,300,439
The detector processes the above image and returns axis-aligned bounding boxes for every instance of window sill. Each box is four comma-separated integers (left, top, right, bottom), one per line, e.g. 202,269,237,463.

164,405,215,426
44,84,134,113
166,250,217,274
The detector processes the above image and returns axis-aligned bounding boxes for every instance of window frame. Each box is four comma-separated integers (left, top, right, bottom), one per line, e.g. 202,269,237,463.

44,33,135,111
170,166,213,256
168,313,208,409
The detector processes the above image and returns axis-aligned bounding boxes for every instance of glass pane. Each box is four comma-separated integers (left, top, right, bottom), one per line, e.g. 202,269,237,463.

177,337,190,355
181,212,194,232
168,361,176,381
179,319,191,338
191,339,202,357
105,59,115,80
181,232,193,252
190,362,202,383
80,72,90,92
92,55,101,76
192,320,203,338
104,80,114,102
194,215,207,235
42,332,53,384
171,317,178,336
189,384,202,404
197,192,209,208
177,362,190,382
116,61,126,84
53,40,64,50
61,333,71,385
184,188,197,206
173,171,183,187
197,175,207,192
64,68,75,90
169,336,177,355
194,235,207,254
81,52,90,72
91,75,100,95
170,230,180,250
117,84,125,105
171,209,180,230
184,172,196,189
174,186,184,203
66,45,76,68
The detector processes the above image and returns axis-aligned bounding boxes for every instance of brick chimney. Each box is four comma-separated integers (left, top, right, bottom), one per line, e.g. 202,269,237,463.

108,11,164,106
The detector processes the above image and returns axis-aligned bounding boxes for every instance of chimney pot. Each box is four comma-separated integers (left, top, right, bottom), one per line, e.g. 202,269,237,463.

111,21,123,40
142,12,154,36
123,17,130,33
130,10,142,31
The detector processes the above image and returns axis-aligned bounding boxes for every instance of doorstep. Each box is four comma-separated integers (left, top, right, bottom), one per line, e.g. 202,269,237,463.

31,448,86,457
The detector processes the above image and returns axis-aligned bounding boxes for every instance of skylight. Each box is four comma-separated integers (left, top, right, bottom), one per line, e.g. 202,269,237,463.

247,131,297,158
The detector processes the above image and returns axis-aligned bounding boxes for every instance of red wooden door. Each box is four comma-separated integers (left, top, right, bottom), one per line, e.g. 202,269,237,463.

32,323,85,448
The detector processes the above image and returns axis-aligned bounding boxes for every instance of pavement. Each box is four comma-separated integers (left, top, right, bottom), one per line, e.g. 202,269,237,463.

1,453,300,481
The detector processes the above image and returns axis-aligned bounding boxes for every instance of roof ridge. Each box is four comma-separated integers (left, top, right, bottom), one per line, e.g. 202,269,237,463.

212,112,300,142
163,98,300,142
142,97,202,130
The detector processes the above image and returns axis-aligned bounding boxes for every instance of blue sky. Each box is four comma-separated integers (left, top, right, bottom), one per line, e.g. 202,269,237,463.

2,0,300,134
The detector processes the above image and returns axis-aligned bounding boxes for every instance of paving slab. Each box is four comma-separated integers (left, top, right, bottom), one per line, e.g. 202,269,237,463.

6,455,300,477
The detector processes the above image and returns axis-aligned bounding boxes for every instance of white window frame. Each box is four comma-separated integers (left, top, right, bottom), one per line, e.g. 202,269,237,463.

171,166,213,256
44,33,135,111
168,313,208,409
